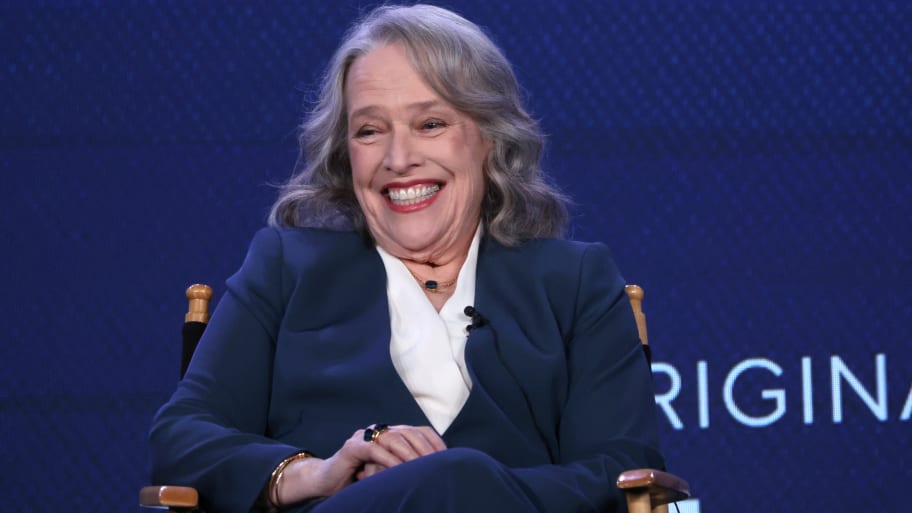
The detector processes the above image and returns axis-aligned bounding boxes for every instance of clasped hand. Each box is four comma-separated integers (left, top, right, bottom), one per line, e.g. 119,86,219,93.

277,424,447,506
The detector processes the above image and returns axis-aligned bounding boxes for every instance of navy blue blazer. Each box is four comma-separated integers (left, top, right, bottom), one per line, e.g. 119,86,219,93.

149,227,664,513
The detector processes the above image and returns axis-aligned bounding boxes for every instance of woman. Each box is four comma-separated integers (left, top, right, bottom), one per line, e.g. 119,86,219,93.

149,5,663,513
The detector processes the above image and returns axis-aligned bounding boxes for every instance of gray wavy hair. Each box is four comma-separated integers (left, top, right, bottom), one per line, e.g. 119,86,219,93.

268,4,569,246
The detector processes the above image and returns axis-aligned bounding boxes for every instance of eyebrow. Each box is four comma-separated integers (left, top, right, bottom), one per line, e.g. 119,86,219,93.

348,100,448,121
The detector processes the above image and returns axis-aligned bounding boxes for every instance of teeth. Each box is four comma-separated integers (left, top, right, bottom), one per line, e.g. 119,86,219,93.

387,184,440,205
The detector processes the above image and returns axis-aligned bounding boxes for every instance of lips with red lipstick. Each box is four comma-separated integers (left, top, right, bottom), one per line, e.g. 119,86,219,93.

382,181,444,212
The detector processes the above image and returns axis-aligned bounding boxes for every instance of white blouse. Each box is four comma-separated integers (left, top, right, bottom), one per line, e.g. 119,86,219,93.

375,227,482,434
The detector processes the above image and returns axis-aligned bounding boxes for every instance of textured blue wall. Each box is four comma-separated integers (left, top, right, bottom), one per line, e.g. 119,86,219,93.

2,1,910,511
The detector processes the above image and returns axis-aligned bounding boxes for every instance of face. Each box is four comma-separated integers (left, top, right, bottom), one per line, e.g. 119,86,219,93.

345,43,491,264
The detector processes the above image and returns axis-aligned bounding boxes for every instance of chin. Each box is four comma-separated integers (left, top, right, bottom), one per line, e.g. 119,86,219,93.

382,229,440,253
395,235,439,253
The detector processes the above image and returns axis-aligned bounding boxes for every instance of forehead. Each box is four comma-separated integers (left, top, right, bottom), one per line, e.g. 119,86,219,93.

345,43,443,113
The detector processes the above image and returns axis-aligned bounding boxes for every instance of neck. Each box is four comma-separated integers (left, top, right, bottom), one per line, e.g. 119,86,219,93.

385,223,479,289
373,220,480,268
399,257,462,313
402,255,464,291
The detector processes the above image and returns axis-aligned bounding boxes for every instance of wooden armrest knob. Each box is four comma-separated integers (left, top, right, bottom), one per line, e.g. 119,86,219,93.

617,468,690,505
185,284,213,323
139,485,199,509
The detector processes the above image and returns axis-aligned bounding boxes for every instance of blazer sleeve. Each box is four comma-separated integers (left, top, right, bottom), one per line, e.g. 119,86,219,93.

513,243,665,512
149,228,302,513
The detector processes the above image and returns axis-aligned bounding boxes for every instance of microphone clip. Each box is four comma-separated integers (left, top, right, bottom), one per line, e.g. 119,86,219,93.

464,305,487,332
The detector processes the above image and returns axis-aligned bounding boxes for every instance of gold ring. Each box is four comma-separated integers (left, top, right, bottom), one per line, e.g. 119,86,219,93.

364,423,389,443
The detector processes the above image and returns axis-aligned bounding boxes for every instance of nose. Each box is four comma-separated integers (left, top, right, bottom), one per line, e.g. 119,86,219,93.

382,128,421,174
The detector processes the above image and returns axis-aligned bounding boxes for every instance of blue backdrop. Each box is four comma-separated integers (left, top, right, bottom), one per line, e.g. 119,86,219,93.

2,1,910,511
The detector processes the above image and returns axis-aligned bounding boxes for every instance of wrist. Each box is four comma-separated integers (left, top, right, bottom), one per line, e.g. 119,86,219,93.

267,451,312,509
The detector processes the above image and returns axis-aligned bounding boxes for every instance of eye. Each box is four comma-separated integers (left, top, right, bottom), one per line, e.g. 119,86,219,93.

420,119,448,131
353,125,380,140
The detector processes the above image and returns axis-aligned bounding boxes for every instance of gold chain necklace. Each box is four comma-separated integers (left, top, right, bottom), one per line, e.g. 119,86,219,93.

405,267,457,293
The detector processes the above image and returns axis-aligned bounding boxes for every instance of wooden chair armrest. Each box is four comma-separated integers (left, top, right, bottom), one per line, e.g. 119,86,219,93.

139,485,199,510
617,468,690,506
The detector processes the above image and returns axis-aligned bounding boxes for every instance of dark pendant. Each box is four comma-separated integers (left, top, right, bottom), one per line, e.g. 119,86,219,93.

424,280,438,291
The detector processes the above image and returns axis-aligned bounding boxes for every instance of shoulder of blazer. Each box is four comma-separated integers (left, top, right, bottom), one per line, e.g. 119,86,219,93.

233,226,379,310
263,226,376,273
479,236,608,273
271,226,367,252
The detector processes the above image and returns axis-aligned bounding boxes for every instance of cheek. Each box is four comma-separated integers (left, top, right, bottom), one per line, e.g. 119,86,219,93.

348,147,371,186
470,146,490,194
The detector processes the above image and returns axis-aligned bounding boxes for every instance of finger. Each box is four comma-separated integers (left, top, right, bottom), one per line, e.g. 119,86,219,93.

416,425,448,453
391,426,440,457
345,431,404,469
372,428,423,461
356,462,387,480
376,425,446,459
365,462,388,477
390,425,447,455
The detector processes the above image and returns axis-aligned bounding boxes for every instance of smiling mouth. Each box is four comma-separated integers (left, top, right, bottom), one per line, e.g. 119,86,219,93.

384,183,442,206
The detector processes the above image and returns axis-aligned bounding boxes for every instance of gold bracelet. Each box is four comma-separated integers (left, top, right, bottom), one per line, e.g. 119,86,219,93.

268,451,312,509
